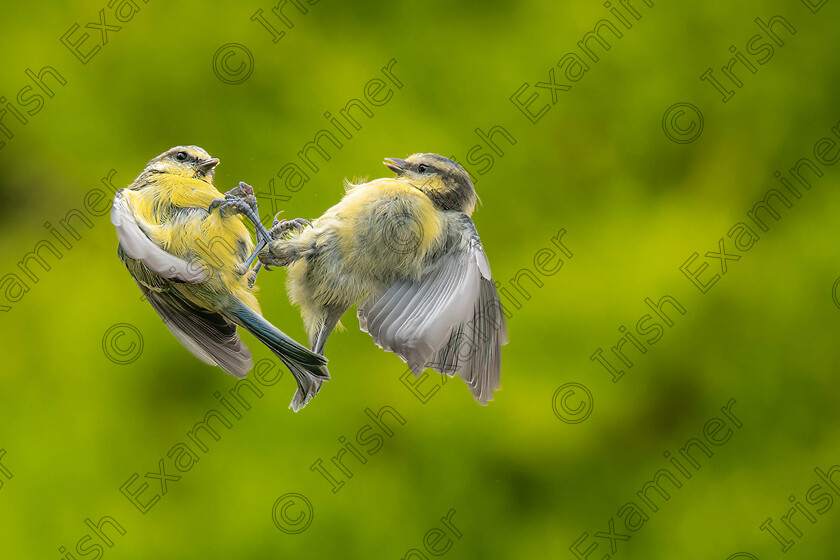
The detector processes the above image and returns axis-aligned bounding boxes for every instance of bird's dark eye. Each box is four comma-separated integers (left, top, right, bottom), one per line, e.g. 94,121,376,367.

418,164,428,173
176,151,188,162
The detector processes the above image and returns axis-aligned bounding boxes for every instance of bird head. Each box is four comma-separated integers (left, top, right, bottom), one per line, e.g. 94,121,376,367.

140,145,220,184
383,153,477,215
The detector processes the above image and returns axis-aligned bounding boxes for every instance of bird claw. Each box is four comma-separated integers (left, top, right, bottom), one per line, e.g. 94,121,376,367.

212,185,308,272
209,182,274,246
209,198,250,219
253,215,309,269
246,263,261,287
269,216,311,240
207,198,225,214
210,182,258,215
229,181,256,200
260,252,281,269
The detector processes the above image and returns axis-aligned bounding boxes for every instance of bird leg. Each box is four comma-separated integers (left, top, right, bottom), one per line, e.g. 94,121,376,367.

208,182,273,247
208,182,283,281
311,305,348,355
257,213,311,269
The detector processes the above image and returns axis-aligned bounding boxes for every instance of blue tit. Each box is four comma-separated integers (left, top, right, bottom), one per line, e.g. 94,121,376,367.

259,153,508,404
111,145,328,411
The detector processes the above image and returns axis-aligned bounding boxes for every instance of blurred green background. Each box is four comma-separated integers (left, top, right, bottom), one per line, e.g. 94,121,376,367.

1,1,839,558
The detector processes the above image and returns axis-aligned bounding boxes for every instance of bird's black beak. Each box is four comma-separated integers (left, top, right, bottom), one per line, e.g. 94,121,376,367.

198,157,220,173
384,158,406,175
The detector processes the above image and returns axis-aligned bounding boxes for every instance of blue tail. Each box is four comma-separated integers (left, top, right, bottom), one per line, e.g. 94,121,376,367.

227,299,328,411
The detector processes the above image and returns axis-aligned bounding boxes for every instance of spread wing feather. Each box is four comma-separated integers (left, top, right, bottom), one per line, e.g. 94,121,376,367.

138,283,253,378
358,217,508,404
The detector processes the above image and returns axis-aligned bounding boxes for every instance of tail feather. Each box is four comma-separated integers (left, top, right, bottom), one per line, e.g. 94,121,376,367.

227,300,329,411
286,360,325,412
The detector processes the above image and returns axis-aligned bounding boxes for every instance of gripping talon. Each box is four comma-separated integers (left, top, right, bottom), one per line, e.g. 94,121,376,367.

268,217,311,240
213,183,275,245
208,198,225,214
247,263,261,287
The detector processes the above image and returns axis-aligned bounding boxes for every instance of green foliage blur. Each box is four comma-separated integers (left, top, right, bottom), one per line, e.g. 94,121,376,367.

1,1,839,558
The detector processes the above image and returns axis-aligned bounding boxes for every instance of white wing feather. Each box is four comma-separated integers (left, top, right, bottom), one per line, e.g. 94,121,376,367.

111,190,206,283
358,218,508,404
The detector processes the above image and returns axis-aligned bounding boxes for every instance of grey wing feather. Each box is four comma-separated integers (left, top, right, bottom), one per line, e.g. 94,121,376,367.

111,190,206,283
139,283,253,378
358,217,508,404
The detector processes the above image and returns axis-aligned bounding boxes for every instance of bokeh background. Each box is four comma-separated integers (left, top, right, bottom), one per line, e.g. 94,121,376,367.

1,1,839,558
